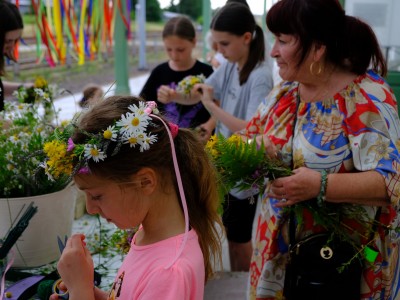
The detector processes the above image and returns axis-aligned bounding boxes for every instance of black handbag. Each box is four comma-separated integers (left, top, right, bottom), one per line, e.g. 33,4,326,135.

282,206,377,300
283,231,362,300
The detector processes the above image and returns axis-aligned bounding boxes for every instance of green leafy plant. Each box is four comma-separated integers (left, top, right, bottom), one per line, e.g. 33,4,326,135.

205,134,292,198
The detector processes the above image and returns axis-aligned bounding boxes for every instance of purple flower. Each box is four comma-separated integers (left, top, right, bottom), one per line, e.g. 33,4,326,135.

78,167,90,174
251,169,261,179
67,138,75,151
169,82,177,90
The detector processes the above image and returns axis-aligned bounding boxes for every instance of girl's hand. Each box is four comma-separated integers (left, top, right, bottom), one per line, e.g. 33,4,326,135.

157,85,177,104
269,167,322,207
255,134,278,158
56,234,94,297
194,83,214,111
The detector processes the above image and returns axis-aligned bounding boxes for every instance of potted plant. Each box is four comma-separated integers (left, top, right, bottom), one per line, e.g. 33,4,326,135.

0,78,76,268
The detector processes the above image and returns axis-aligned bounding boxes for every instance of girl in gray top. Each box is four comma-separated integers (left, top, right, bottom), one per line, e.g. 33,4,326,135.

158,2,274,272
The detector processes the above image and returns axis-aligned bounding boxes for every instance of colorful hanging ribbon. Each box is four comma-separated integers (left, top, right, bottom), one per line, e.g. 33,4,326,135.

30,0,131,67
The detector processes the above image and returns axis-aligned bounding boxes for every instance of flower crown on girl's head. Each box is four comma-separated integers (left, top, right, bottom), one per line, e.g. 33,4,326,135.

41,101,161,180
42,99,190,268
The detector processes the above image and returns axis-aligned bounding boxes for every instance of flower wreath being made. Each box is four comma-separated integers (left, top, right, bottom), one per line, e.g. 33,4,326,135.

176,74,206,95
41,101,160,180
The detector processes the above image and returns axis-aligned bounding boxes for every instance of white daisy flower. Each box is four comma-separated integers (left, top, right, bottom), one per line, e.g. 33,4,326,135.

42,92,51,102
84,144,107,162
35,125,46,137
139,133,158,152
9,134,21,144
6,152,13,160
34,88,44,97
31,157,39,165
122,132,140,148
128,102,147,116
116,111,150,135
103,125,118,141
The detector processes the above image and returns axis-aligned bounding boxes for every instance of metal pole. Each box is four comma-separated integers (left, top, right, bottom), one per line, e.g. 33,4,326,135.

202,0,211,61
262,0,267,32
137,0,147,70
114,0,130,95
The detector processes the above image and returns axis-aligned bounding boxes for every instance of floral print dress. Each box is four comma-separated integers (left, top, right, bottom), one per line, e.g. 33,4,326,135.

245,70,400,300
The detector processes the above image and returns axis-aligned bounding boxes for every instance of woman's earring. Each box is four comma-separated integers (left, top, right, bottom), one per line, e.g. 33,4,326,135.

310,61,322,76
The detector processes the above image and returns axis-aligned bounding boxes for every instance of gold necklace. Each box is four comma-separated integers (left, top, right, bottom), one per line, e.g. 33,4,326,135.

298,84,330,103
298,65,338,102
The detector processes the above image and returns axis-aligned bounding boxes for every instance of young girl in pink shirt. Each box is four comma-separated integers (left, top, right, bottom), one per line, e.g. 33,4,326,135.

47,96,223,300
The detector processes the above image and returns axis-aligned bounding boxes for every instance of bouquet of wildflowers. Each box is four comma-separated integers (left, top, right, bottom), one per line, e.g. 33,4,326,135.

205,134,292,198
15,77,53,104
14,76,59,123
0,80,69,198
176,74,206,95
204,134,396,265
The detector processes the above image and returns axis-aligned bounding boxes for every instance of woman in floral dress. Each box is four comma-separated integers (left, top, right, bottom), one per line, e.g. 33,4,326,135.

245,0,400,299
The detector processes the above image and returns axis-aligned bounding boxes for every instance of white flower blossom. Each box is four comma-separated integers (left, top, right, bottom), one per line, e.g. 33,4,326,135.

139,133,158,152
84,144,107,162
103,125,118,141
116,111,150,135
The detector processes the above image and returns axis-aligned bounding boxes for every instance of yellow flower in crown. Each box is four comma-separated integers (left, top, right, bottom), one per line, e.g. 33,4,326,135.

44,140,66,161
40,101,160,180
43,140,74,178
103,125,118,141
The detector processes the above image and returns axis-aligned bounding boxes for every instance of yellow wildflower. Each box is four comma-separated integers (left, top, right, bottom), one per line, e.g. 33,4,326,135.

34,76,48,89
227,134,242,146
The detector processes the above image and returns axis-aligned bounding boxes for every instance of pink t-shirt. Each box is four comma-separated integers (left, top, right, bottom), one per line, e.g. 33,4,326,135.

106,229,204,300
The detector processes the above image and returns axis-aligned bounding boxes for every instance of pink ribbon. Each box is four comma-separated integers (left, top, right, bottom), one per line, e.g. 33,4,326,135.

144,101,157,114
1,251,15,299
151,115,188,269
168,122,179,139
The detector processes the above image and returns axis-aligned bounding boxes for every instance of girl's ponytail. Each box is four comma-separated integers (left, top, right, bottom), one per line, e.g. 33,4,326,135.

240,24,265,85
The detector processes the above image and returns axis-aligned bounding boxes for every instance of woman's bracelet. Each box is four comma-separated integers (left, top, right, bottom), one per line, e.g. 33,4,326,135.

317,170,328,207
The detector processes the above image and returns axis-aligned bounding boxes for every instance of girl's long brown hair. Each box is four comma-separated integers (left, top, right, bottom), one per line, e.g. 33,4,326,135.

73,96,223,281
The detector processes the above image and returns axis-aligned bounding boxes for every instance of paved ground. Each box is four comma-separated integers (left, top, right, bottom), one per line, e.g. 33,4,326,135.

54,73,250,299
205,271,249,300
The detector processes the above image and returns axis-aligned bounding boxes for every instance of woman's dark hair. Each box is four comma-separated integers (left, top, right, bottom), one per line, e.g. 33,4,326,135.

73,96,222,281
0,0,24,75
211,2,265,85
162,16,196,42
266,0,387,76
